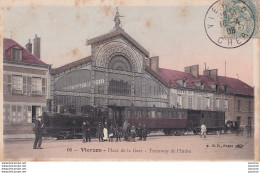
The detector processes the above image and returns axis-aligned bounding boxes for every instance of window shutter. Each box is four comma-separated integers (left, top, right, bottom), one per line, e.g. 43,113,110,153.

192,95,196,109
197,97,201,110
188,96,192,109
3,74,7,94
7,74,12,93
23,76,27,94
42,78,46,95
11,105,17,124
182,96,185,108
3,104,11,124
17,106,22,123
27,77,32,95
220,99,224,110
210,97,213,110
202,97,206,110
27,106,32,123
213,98,216,110
23,105,27,124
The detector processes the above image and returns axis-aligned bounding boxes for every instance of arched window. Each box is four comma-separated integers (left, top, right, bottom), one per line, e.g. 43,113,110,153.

108,55,132,72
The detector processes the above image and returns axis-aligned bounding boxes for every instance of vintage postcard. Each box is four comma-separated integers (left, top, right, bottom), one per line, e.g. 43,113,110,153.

0,0,259,161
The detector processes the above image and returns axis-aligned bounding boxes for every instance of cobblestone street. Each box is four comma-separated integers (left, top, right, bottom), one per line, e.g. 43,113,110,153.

3,133,254,161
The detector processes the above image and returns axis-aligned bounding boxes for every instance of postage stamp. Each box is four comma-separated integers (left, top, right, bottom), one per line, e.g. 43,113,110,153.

221,0,257,39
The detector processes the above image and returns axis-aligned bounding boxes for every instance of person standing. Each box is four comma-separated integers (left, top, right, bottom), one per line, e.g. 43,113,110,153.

123,120,128,141
137,123,143,140
33,116,44,149
103,125,108,141
126,122,131,141
200,123,207,138
82,121,87,143
115,126,122,142
108,125,114,142
130,125,136,142
142,124,148,141
97,122,104,142
85,121,91,142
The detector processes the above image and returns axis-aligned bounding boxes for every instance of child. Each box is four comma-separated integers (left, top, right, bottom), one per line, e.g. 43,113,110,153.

115,126,122,142
108,126,114,142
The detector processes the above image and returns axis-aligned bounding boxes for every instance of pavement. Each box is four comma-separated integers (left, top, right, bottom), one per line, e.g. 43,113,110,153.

2,131,180,140
3,133,254,161
4,134,35,139
3,134,56,141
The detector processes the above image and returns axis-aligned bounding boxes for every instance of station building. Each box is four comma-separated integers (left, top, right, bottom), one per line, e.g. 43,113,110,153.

50,11,254,128
3,36,50,134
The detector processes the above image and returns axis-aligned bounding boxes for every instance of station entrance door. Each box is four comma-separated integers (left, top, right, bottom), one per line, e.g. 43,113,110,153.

108,106,126,128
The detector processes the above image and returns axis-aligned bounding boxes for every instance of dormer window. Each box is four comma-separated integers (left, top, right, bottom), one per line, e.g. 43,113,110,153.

209,83,218,91
12,46,22,61
176,78,187,87
221,84,228,92
183,79,187,87
194,81,204,89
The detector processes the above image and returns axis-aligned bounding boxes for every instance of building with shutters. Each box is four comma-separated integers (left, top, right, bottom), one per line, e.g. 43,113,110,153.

50,10,254,128
160,66,254,127
3,38,50,134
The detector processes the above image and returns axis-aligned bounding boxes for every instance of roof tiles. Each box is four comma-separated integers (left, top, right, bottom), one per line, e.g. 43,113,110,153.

3,38,47,65
159,68,254,96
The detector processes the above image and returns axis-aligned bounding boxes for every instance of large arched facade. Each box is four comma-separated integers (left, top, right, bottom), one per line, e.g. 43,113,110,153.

52,30,169,126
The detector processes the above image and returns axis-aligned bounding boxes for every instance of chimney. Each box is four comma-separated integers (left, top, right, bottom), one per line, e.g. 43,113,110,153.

25,39,32,53
33,34,41,59
184,64,199,77
203,69,218,80
150,56,159,73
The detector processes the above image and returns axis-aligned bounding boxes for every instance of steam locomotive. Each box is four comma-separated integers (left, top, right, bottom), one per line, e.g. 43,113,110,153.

41,105,225,139
42,105,106,139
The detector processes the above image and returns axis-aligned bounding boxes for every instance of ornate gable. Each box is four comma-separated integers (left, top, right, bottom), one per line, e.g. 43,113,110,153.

87,9,149,74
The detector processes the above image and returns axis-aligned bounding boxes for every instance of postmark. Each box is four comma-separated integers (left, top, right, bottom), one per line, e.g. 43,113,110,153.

204,0,255,48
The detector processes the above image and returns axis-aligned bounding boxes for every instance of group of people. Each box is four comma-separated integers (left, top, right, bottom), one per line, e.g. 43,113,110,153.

96,122,123,142
81,120,148,143
33,115,254,149
123,121,148,142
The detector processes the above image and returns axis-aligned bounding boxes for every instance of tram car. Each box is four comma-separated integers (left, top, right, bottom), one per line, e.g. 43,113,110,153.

42,104,225,138
124,107,225,135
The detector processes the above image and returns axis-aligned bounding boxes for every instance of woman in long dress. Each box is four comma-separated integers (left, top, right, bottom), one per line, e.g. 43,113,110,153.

103,127,108,141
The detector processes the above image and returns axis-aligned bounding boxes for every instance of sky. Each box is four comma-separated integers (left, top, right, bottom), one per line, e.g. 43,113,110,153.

3,6,254,86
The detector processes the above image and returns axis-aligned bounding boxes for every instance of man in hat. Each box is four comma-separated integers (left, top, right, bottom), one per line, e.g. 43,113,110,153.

33,116,44,149
142,124,148,141
82,121,87,143
130,125,136,142
137,123,143,140
97,122,104,142
85,121,91,142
